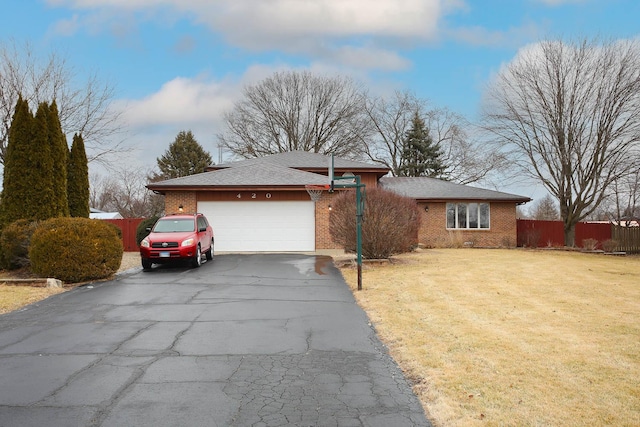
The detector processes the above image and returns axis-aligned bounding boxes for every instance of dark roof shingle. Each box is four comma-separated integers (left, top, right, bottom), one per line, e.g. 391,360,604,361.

379,177,531,202
213,150,388,171
149,162,330,188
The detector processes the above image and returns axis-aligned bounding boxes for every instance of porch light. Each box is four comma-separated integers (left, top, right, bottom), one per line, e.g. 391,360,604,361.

178,204,184,213
424,205,429,212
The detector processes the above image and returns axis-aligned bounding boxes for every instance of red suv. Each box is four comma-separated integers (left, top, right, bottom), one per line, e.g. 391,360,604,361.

140,213,214,270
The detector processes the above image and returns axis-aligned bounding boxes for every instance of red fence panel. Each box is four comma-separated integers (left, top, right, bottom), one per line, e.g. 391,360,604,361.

102,218,145,252
517,220,612,248
576,222,612,249
517,219,564,247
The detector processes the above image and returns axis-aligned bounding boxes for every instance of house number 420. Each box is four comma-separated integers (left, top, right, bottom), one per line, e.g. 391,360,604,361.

236,193,271,199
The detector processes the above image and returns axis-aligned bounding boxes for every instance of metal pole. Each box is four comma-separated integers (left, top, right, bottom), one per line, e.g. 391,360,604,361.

355,176,363,291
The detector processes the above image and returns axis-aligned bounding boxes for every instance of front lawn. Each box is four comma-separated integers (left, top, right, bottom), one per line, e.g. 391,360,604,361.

341,249,640,427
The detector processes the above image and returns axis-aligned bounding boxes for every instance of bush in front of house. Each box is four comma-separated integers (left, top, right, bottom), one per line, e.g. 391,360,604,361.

0,219,40,270
602,239,618,253
136,216,159,246
582,238,599,251
330,188,421,259
29,217,123,282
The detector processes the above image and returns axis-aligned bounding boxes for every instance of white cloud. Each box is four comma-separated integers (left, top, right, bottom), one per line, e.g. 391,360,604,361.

106,74,237,168
447,22,542,48
114,75,236,129
48,0,445,40
46,0,458,71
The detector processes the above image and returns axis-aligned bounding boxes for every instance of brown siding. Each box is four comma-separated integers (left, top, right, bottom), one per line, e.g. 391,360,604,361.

197,191,309,202
418,201,517,248
332,172,380,189
359,173,380,188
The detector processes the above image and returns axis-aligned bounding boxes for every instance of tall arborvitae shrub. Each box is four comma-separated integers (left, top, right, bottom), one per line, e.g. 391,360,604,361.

31,103,55,219
2,97,71,227
67,133,90,217
0,99,55,224
48,101,69,217
1,97,33,226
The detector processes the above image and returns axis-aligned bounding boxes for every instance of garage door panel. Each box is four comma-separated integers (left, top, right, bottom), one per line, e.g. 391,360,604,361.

197,201,315,252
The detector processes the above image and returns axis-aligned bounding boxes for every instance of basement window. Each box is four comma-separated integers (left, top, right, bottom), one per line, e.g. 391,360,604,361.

446,203,490,229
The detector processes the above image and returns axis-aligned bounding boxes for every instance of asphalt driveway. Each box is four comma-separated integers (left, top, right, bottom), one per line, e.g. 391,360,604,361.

0,254,430,427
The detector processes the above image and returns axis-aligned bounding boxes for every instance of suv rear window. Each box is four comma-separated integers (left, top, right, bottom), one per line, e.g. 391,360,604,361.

153,218,195,233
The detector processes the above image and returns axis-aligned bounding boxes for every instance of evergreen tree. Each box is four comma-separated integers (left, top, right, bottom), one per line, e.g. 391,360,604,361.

48,101,69,217
67,133,90,217
31,103,55,219
1,97,33,225
398,112,445,178
156,130,213,179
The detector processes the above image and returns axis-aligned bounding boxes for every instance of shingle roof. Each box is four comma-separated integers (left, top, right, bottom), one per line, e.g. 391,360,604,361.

379,177,531,202
149,162,330,188
213,150,388,171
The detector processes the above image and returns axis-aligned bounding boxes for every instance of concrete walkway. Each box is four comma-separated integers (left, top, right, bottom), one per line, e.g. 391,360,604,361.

0,254,430,426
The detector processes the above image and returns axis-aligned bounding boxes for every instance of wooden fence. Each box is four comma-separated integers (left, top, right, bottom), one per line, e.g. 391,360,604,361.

612,225,640,254
517,219,639,253
103,218,145,252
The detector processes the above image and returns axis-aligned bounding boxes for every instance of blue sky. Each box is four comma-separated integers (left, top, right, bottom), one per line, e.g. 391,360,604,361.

2,0,639,198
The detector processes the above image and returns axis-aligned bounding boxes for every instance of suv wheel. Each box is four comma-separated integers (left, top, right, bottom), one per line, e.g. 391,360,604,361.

192,245,202,268
205,238,214,261
141,258,152,271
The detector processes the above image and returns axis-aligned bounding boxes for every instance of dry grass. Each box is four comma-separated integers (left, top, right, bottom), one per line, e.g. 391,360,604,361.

0,252,139,315
0,285,65,314
341,249,640,427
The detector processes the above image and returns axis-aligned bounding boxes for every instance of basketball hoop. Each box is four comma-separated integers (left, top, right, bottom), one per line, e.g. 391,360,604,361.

305,184,329,202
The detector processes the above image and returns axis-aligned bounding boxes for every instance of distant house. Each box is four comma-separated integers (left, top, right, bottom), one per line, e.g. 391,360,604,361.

90,208,123,220
147,151,530,252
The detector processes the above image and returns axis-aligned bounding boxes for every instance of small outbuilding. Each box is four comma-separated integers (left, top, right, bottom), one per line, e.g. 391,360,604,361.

89,208,123,220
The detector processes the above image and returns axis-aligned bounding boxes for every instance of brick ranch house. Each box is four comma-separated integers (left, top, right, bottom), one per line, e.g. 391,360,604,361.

147,151,531,252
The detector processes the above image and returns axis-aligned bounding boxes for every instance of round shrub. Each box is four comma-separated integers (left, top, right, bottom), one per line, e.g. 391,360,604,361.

330,188,421,259
136,216,159,246
0,219,39,270
29,217,123,283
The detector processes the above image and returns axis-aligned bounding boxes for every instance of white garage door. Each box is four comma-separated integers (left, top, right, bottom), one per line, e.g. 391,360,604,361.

197,201,315,252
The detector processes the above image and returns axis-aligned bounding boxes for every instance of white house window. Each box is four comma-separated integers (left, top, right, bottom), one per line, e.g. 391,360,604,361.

447,203,490,229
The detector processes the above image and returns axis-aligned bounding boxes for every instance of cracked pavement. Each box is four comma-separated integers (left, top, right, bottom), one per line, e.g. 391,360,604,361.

0,254,431,426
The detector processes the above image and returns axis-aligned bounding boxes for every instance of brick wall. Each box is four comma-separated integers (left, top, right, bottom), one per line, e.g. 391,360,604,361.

315,191,340,249
417,201,517,248
164,191,197,214
162,191,519,250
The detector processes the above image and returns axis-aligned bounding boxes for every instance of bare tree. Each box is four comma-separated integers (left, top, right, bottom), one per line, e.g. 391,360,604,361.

218,70,370,159
361,90,421,173
90,168,164,218
483,38,640,246
605,164,640,226
89,173,118,213
362,90,505,183
531,194,560,220
0,39,126,167
425,108,507,185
